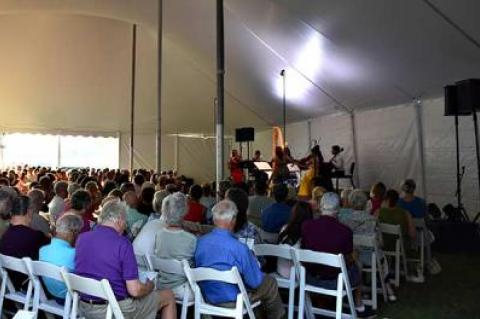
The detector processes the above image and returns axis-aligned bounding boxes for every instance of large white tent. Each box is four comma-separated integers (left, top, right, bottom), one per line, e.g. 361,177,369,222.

0,0,479,216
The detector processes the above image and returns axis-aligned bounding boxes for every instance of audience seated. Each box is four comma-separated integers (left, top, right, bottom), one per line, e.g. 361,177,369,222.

199,183,216,223
301,192,375,318
154,192,196,301
261,183,291,233
366,182,386,216
133,191,167,256
75,199,176,319
65,189,92,233
194,200,285,319
277,201,313,278
0,195,50,290
123,191,148,238
48,180,68,225
248,181,274,228
226,187,262,244
0,188,13,238
28,189,51,236
137,186,156,216
39,214,83,303
398,179,426,219
184,184,206,223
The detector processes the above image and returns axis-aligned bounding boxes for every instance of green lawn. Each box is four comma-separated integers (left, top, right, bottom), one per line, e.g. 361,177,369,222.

378,253,480,319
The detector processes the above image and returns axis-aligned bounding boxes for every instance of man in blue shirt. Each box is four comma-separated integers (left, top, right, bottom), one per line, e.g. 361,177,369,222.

39,214,83,302
195,200,285,319
398,179,426,218
261,184,291,233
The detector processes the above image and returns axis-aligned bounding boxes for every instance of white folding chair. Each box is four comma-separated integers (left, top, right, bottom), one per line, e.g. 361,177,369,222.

24,259,71,319
353,235,387,310
410,218,426,275
253,244,297,319
0,255,35,315
60,270,124,319
239,237,255,250
292,249,357,319
12,310,36,319
182,261,261,319
258,229,278,244
145,255,193,319
379,223,408,287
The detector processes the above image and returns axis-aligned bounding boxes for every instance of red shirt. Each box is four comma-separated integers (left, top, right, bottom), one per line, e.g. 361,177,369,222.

184,201,206,223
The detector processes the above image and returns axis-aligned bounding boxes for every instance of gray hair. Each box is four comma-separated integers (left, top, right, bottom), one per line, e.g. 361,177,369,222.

98,198,127,224
56,214,83,234
27,189,45,212
212,200,237,222
67,183,81,196
320,192,340,216
153,190,169,214
349,190,368,210
54,181,68,195
162,192,187,226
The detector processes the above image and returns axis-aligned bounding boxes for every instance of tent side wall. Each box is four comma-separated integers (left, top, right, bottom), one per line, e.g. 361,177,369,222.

251,97,479,219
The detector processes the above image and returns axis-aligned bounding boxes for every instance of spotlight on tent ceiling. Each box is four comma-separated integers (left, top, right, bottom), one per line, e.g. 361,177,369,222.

274,35,323,103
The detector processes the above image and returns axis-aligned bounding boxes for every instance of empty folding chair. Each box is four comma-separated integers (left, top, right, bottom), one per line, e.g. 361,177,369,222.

379,223,408,287
182,261,261,319
24,259,72,319
353,235,387,310
0,255,35,315
409,218,426,275
253,244,297,319
292,249,357,319
60,269,124,319
12,310,36,319
145,255,194,319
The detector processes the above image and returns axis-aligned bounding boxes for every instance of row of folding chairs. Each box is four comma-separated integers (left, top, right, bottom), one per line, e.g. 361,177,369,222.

0,254,123,319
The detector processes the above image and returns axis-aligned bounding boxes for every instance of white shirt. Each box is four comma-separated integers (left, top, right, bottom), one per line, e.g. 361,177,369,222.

331,154,345,171
133,219,166,256
48,195,65,225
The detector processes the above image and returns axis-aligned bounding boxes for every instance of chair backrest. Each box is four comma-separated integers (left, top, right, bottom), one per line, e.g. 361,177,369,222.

349,162,355,175
0,254,30,275
60,270,124,319
182,262,255,319
239,237,255,250
253,244,293,260
145,255,183,275
379,223,402,236
294,249,343,268
413,218,426,229
28,260,64,282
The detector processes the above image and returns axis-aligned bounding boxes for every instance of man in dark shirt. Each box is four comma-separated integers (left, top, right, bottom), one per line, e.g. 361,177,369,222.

301,192,375,318
0,194,50,290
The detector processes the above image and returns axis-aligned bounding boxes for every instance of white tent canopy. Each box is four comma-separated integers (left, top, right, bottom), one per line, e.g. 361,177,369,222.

0,0,479,215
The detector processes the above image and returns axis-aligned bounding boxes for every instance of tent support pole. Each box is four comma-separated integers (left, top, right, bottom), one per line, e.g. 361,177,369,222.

215,0,225,199
129,24,137,173
414,99,428,200
350,112,360,187
156,0,163,172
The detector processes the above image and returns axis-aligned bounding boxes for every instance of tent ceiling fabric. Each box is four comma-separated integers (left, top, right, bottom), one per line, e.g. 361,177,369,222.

0,0,479,135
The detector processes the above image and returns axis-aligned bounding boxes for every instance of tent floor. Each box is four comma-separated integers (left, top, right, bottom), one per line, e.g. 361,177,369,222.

378,252,480,319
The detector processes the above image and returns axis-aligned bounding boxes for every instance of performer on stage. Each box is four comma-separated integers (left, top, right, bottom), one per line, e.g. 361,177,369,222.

330,145,345,175
228,149,244,184
252,150,262,162
297,145,334,198
270,146,291,185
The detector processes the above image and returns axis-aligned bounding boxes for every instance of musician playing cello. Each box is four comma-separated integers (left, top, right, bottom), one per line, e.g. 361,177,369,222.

297,145,334,198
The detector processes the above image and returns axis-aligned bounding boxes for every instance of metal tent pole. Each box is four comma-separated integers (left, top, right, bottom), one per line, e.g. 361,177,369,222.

414,99,428,200
215,0,225,198
281,69,286,142
129,24,137,173
156,0,163,172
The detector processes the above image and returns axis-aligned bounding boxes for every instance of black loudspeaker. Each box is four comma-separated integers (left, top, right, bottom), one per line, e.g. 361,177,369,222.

444,84,472,116
235,127,254,142
456,79,480,111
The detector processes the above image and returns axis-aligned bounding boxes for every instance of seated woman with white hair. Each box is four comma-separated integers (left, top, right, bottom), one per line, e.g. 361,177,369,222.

338,189,377,238
154,192,196,300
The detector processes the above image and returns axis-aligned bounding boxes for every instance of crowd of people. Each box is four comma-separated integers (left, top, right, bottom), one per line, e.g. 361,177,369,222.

0,164,436,319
